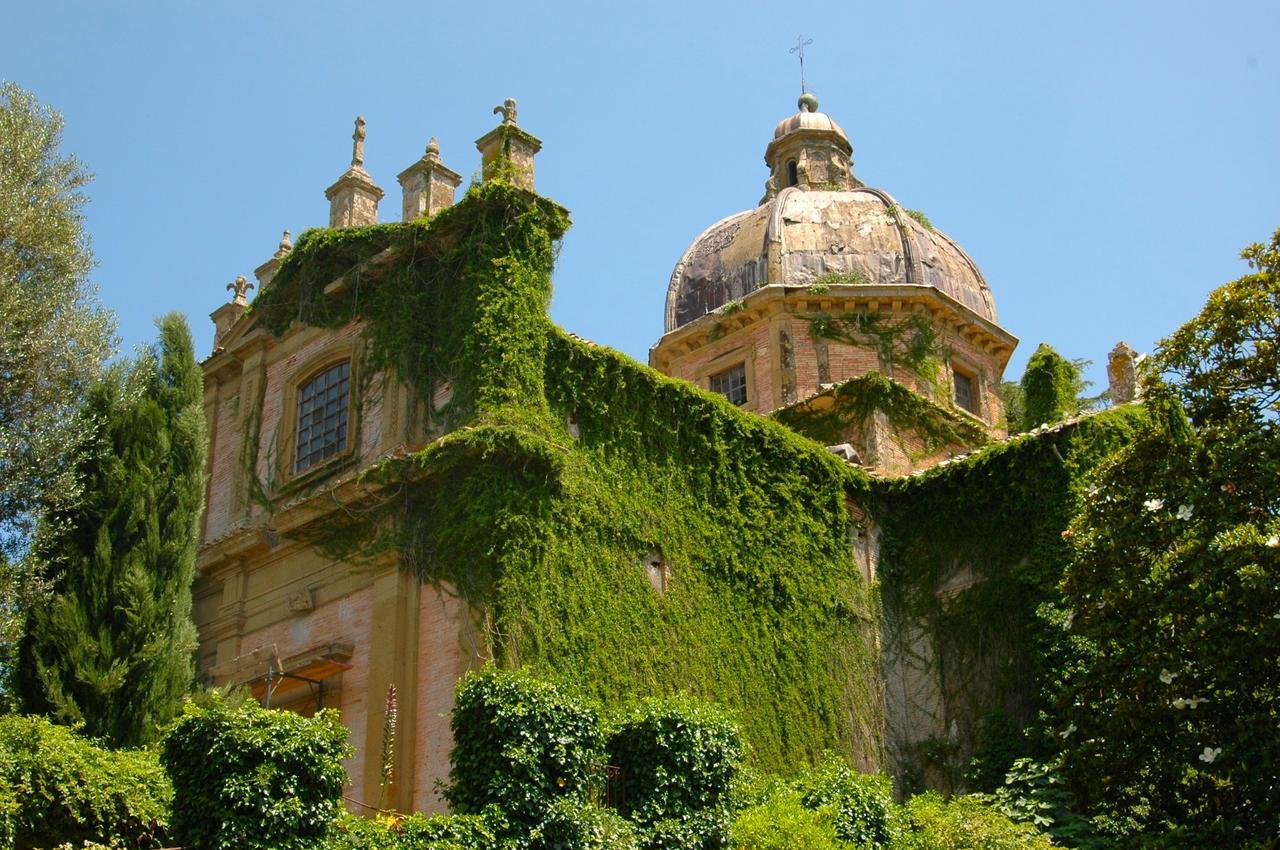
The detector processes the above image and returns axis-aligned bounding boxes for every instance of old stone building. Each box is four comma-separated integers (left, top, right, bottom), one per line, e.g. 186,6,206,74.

194,94,1136,810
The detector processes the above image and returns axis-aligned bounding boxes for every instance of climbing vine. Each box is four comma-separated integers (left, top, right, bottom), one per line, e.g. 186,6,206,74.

806,309,948,398
874,405,1146,794
248,179,885,772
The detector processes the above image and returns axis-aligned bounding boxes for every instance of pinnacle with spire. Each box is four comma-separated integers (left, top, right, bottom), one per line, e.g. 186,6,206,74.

326,115,384,227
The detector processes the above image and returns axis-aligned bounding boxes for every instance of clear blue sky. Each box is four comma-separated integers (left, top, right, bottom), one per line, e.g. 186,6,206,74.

6,1,1278,390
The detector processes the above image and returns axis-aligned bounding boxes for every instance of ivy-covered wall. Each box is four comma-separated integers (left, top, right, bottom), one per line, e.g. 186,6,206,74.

874,406,1145,793
250,181,884,773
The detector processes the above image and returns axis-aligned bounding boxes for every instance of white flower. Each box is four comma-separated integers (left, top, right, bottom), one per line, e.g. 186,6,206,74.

1187,697,1207,709
1059,723,1077,739
1199,746,1222,764
1143,498,1165,512
1086,485,1100,497
1176,504,1194,521
1173,697,1187,710
1063,611,1075,629
1159,668,1176,684
1266,535,1279,548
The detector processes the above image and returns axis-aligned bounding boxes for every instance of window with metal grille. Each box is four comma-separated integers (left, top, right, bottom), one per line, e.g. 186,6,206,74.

953,368,978,414
294,361,350,473
709,363,747,406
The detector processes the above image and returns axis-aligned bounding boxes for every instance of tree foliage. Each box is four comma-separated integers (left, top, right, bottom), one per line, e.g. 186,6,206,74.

0,82,115,551
15,314,206,746
0,81,115,681
1058,230,1280,846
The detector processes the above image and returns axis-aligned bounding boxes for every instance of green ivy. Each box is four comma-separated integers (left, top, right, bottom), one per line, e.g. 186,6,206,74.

254,180,883,773
805,310,948,395
876,405,1146,791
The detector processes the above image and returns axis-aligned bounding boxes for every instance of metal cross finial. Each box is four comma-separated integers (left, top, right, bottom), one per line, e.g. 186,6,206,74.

227,275,254,306
351,116,367,168
790,36,814,94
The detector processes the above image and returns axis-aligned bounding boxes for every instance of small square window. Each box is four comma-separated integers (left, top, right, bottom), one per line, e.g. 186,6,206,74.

295,361,350,473
953,368,978,414
710,364,747,406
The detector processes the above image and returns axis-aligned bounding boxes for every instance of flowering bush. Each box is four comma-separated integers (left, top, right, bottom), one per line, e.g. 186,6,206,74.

1058,230,1280,845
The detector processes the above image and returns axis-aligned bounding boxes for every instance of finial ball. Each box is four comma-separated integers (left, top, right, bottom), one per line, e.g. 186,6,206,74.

798,91,819,113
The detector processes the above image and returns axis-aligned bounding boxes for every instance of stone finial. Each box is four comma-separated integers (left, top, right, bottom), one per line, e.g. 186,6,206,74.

326,117,384,228
1107,341,1142,404
476,98,542,191
397,135,462,221
494,98,518,126
352,116,367,167
274,229,293,259
227,275,254,306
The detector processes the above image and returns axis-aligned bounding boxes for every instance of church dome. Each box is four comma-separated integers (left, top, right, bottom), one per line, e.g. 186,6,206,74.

663,96,998,334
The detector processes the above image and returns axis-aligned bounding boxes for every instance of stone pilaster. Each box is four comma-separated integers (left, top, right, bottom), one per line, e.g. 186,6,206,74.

397,137,462,221
475,98,542,191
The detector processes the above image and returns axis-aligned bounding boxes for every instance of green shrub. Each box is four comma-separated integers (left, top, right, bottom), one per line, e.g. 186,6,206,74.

325,810,502,850
445,668,603,839
0,715,171,850
730,788,848,850
161,692,351,850
893,793,1052,850
607,695,743,849
797,759,896,848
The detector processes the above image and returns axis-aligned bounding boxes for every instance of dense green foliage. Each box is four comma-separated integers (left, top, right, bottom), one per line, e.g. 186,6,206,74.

14,315,205,746
0,82,115,677
1020,344,1081,430
730,788,849,850
253,180,882,771
445,667,604,840
1056,230,1280,847
607,696,743,849
324,811,504,850
0,714,171,850
796,758,896,847
894,793,1052,850
161,693,351,850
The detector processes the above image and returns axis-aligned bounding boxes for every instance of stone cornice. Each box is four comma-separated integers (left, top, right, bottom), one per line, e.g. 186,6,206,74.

650,283,1019,372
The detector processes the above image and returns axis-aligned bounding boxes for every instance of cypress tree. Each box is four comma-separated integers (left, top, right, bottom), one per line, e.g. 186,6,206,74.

16,313,207,746
1020,343,1081,430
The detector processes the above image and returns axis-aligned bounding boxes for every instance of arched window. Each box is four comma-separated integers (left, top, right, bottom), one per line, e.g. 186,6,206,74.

786,160,799,187
294,361,351,472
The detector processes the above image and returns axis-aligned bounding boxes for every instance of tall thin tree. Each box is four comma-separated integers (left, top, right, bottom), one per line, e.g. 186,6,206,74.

17,314,207,746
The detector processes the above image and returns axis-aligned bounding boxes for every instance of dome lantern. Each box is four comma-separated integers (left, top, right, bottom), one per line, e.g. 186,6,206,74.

762,92,860,202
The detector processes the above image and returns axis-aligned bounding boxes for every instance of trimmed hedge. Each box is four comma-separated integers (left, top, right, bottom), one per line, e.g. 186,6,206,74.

161,693,351,850
0,714,171,850
445,668,604,846
607,696,742,850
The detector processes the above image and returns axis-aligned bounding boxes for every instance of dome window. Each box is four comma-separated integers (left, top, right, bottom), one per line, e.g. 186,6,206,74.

709,363,748,406
786,160,799,188
953,365,979,416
